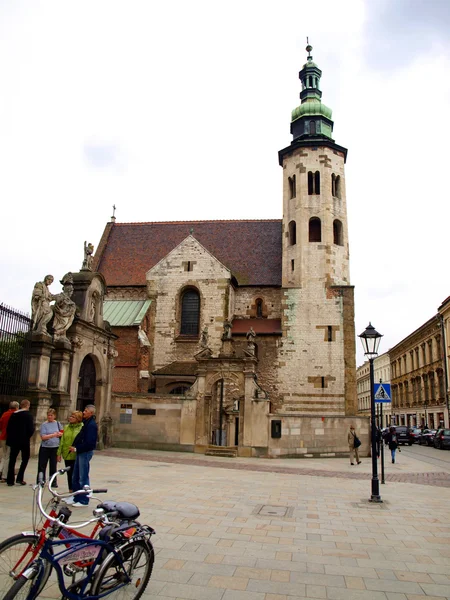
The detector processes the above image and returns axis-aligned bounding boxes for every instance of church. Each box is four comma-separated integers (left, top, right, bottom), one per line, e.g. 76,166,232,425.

93,44,364,457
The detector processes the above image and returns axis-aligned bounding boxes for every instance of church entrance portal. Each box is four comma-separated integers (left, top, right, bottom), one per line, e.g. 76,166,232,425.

77,355,96,411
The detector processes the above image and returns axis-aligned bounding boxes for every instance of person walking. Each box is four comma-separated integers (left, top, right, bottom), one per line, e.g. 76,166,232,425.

0,401,19,481
57,410,83,491
387,426,398,463
6,399,35,486
67,405,98,507
348,424,361,465
37,408,63,486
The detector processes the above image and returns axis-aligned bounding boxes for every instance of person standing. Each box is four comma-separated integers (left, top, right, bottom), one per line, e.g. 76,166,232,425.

57,411,83,491
6,399,35,486
387,426,398,463
348,424,362,465
67,405,98,507
37,408,63,486
0,401,19,481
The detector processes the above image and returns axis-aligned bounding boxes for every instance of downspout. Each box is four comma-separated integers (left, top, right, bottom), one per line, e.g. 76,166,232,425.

438,314,450,427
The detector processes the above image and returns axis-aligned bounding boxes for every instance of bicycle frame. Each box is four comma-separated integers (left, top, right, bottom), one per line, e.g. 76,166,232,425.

25,535,132,600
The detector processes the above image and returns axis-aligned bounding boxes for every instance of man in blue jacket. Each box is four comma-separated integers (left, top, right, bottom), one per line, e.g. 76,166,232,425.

67,405,98,506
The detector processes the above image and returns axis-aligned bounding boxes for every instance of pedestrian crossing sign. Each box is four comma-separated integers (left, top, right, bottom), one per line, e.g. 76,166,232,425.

374,383,391,402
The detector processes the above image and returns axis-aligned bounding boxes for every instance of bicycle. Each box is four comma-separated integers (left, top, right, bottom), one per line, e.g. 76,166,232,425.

0,468,155,600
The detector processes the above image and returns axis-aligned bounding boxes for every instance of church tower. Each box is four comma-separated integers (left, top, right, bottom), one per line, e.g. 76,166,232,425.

277,42,357,419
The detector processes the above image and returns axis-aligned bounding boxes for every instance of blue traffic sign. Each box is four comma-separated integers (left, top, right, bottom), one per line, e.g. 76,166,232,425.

374,383,391,402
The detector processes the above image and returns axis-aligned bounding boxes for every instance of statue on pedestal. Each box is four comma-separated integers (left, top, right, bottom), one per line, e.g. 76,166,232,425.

31,275,56,335
82,241,94,271
52,273,76,342
246,326,256,355
200,326,209,348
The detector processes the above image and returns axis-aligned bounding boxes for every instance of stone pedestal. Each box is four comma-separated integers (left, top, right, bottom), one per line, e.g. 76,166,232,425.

27,333,54,391
48,339,73,423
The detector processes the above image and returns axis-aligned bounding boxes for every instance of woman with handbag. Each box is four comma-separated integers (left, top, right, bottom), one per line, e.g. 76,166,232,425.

348,424,362,465
56,410,83,491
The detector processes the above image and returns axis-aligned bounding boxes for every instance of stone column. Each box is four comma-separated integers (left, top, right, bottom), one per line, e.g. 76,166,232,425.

27,332,54,392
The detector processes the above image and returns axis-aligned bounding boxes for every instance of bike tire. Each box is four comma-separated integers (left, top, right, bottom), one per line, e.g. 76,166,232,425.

91,539,154,600
3,574,29,600
0,534,53,600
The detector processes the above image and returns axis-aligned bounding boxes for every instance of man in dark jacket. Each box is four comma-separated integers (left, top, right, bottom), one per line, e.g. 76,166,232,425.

6,399,35,486
67,404,98,506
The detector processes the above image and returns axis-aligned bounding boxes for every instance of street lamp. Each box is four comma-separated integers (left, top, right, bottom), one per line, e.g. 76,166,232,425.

359,322,383,503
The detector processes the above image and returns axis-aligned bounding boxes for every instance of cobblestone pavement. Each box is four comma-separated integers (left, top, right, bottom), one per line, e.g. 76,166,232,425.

1,449,450,600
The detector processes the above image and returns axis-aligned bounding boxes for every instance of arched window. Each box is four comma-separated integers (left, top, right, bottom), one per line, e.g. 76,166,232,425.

310,120,316,135
314,171,320,195
288,220,296,245
255,298,263,318
169,384,191,395
333,219,343,246
331,173,336,197
309,217,321,242
308,171,314,195
180,288,200,335
288,175,296,199
335,175,341,199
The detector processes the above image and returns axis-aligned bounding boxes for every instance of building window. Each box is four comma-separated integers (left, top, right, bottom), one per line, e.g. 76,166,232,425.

288,220,296,245
180,288,200,335
307,171,320,195
333,219,343,246
291,259,295,272
288,175,296,199
309,217,321,242
169,384,191,395
332,174,341,198
310,120,316,135
327,326,333,342
256,298,263,318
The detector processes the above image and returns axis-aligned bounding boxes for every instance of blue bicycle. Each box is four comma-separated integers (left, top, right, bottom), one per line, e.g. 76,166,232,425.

2,469,155,600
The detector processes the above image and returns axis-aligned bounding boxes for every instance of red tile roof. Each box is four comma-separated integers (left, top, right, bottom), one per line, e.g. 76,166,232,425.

231,318,282,335
96,220,282,287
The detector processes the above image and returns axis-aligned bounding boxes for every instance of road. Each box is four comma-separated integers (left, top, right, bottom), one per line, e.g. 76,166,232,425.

398,441,450,472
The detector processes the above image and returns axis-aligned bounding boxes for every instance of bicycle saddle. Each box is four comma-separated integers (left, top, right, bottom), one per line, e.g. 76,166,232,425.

98,501,140,519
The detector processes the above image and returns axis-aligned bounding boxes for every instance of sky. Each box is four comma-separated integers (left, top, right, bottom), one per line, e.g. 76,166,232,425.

1,0,449,367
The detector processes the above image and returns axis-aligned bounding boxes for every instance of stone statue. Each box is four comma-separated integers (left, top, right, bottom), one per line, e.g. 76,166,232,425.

52,273,76,341
138,326,151,347
222,320,232,340
200,326,209,348
31,275,56,335
82,241,95,271
88,290,99,323
246,326,256,355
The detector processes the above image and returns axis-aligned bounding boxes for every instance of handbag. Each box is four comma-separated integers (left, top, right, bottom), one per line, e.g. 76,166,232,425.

353,435,361,448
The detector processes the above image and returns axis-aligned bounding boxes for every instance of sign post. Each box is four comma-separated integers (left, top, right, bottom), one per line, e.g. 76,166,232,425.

375,382,391,485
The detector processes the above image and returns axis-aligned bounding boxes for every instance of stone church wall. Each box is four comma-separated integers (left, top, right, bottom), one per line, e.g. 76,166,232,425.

233,288,282,319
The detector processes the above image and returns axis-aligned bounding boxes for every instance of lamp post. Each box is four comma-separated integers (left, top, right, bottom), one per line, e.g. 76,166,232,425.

359,322,383,503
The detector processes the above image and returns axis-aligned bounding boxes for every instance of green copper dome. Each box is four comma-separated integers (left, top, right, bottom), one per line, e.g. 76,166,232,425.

291,100,332,122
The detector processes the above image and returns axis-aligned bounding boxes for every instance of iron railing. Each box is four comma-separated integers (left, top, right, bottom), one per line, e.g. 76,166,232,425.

0,304,32,396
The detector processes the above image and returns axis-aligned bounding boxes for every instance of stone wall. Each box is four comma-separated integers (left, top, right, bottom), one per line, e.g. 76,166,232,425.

233,288,282,319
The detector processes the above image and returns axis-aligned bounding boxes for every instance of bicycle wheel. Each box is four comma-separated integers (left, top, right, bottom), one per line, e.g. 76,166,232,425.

91,540,154,600
0,534,53,600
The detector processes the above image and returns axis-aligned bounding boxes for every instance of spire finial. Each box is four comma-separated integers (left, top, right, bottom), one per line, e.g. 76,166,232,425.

306,37,313,61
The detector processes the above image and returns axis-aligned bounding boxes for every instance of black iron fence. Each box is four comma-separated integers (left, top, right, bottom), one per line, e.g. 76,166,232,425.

0,303,32,396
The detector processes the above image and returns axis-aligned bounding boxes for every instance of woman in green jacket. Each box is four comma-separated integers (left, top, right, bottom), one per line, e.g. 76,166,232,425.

57,410,83,491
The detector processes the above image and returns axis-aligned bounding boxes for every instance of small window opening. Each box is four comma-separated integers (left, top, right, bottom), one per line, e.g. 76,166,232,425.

291,259,295,272
321,376,325,388
333,219,343,246
288,220,296,245
288,174,296,198
335,175,341,199
309,217,322,242
327,326,333,342
308,171,314,195
256,298,263,318
331,174,336,197
310,120,316,135
314,171,320,194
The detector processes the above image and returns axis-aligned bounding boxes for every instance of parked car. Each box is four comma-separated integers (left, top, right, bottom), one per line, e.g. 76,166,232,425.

433,429,450,449
419,429,436,446
409,428,422,443
394,426,413,445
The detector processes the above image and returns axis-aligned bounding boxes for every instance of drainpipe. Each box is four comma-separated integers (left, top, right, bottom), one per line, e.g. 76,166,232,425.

438,314,450,427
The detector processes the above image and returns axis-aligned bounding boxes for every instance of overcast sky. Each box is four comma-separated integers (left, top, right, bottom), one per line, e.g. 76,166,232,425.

1,0,449,367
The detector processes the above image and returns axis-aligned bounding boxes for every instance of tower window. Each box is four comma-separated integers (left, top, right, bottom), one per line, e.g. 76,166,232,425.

333,220,343,246
288,220,296,245
332,174,341,198
288,175,296,199
180,288,200,335
332,174,336,197
327,326,333,342
291,259,295,272
309,217,321,242
308,171,320,195
310,120,316,135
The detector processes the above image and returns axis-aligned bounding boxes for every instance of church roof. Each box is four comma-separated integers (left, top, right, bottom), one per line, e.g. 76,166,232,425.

152,361,198,377
103,299,151,326
96,220,282,287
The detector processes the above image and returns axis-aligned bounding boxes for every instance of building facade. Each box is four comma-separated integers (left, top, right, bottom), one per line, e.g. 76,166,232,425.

390,316,447,429
94,45,366,457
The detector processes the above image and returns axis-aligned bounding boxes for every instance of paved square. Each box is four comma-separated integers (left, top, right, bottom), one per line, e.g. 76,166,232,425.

1,448,450,599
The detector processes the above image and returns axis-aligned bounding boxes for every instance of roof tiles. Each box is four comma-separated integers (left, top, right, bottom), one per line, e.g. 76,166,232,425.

96,220,282,287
